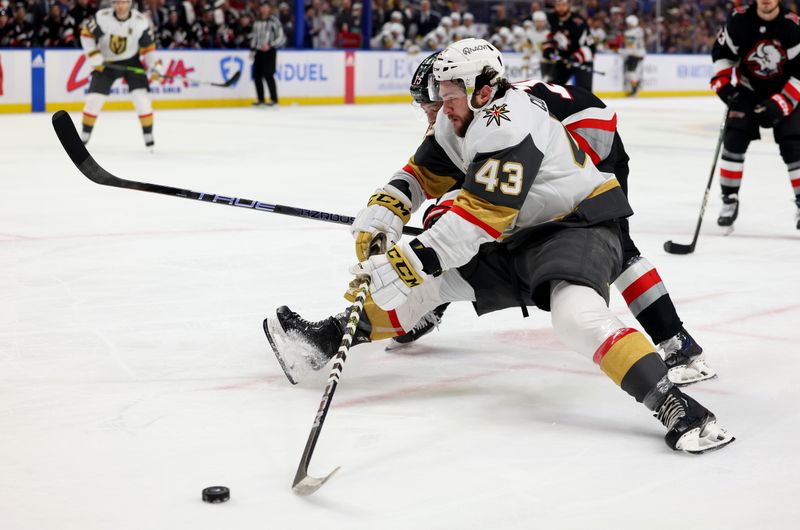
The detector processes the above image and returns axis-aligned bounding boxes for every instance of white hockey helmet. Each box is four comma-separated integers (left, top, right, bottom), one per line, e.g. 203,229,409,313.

431,38,505,110
532,10,547,22
626,15,639,27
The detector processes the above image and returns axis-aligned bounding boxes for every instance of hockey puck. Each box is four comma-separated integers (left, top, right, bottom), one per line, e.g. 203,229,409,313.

202,486,230,503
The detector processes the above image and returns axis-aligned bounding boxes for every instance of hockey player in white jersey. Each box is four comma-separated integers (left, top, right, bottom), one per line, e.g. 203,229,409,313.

621,15,646,96
263,39,734,455
79,0,156,149
393,56,717,387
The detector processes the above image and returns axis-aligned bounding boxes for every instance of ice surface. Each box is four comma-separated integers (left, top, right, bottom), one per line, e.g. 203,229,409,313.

1,98,799,529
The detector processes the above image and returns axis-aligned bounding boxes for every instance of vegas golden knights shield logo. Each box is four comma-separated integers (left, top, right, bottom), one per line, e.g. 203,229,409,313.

109,35,127,55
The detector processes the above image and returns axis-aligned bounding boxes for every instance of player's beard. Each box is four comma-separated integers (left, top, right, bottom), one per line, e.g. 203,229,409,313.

452,111,474,137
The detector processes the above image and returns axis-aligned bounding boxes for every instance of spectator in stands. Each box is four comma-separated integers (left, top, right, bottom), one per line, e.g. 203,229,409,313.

145,0,169,30
7,3,34,47
69,0,95,32
233,10,252,48
314,0,336,48
420,22,444,50
335,0,355,31
453,11,475,40
302,3,320,48
490,3,511,34
335,21,361,47
278,1,293,45
0,7,11,46
192,4,218,48
413,0,438,37
590,15,608,51
371,0,386,38
159,6,191,48
37,3,75,47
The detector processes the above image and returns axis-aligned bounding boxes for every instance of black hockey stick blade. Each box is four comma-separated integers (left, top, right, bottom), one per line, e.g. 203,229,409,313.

663,240,695,255
214,69,241,88
51,110,423,235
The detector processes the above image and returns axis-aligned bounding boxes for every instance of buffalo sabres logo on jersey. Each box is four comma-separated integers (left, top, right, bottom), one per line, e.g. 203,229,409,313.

109,34,128,55
745,40,786,78
483,103,511,127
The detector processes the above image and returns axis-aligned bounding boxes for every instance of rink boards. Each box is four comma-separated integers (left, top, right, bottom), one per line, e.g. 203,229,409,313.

0,48,714,113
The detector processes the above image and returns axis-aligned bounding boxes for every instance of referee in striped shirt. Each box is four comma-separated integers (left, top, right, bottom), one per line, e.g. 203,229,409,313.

251,2,286,106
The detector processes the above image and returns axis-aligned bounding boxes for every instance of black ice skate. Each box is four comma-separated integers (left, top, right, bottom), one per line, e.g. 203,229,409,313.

143,133,154,152
263,306,370,385
658,327,716,386
717,193,739,228
385,303,449,351
655,387,734,454
80,130,91,145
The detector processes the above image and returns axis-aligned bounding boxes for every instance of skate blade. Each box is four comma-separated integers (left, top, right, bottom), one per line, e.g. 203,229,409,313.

263,317,299,385
722,225,734,236
676,421,735,454
385,339,413,352
668,358,718,386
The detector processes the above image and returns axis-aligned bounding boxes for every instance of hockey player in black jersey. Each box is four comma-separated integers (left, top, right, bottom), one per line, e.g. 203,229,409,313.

711,0,800,229
541,0,595,92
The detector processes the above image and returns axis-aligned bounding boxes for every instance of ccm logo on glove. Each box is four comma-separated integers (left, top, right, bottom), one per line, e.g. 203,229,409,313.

387,245,424,287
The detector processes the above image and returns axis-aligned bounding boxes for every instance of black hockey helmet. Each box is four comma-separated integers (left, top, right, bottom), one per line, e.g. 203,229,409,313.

410,52,440,106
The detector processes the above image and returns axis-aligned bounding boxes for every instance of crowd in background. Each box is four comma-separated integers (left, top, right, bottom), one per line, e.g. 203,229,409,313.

1,1,798,53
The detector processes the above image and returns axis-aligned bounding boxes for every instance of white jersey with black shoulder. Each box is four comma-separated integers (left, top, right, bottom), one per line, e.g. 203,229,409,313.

623,26,646,58
80,8,156,63
413,88,630,271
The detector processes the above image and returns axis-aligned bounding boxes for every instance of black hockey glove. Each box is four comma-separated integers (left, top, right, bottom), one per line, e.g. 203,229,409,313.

716,83,741,107
754,94,793,128
543,47,559,63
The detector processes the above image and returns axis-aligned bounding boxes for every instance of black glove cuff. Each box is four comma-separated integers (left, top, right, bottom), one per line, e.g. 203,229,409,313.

408,238,442,277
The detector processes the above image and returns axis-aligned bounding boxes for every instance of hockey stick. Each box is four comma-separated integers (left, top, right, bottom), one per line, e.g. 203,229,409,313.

101,63,242,88
663,113,727,255
50,111,423,236
291,235,385,495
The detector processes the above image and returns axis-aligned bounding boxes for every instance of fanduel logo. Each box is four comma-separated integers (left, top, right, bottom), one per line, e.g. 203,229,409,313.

463,44,491,55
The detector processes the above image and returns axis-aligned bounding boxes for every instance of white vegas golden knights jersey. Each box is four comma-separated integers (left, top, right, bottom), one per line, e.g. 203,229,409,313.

80,8,156,63
395,88,631,271
623,26,646,58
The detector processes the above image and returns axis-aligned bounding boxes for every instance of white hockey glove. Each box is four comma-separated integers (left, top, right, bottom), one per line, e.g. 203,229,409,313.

351,189,411,262
86,50,104,70
350,239,442,310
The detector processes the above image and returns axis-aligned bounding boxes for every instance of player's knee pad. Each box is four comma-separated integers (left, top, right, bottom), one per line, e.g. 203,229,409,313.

83,93,106,116
550,281,625,360
778,136,800,165
131,89,153,116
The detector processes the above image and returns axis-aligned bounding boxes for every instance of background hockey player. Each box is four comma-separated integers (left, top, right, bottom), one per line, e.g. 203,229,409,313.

263,39,734,455
79,0,157,149
621,15,645,96
542,0,595,91
711,0,800,229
